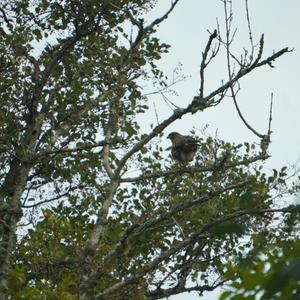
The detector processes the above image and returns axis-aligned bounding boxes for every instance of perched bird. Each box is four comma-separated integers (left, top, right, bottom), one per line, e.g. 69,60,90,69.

167,132,198,162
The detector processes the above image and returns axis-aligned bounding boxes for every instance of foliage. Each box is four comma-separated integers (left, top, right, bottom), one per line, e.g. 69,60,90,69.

0,0,297,299
221,206,300,300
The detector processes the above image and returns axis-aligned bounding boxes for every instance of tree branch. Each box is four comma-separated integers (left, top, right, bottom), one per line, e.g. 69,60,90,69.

22,185,81,208
78,179,120,298
96,205,299,299
145,0,179,30
115,44,289,177
102,102,116,179
102,181,249,269
147,279,227,300
199,29,218,97
120,153,269,183
35,139,123,159
95,232,210,300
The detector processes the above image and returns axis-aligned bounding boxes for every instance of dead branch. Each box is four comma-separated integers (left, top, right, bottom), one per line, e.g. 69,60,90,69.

199,29,218,97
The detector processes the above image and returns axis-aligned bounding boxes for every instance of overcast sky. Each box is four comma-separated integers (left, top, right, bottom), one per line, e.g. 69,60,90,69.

143,1,300,299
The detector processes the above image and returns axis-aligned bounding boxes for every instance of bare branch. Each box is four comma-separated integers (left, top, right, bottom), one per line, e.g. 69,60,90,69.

255,47,292,68
145,0,180,30
223,2,270,139
245,0,254,62
115,40,288,175
268,93,274,135
199,29,218,97
109,0,290,180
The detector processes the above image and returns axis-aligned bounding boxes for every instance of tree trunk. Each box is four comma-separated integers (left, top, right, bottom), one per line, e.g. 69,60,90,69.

0,159,30,296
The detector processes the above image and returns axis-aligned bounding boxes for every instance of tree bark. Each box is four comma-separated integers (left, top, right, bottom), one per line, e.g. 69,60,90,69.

0,159,30,296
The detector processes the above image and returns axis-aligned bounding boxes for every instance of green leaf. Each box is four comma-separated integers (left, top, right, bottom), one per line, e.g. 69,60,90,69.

209,222,246,236
220,291,232,300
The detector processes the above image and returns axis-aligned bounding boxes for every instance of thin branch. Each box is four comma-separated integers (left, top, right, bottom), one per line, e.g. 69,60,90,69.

102,181,248,269
115,28,289,177
142,75,186,98
122,0,179,68
245,0,254,62
268,93,273,135
153,102,160,125
190,46,290,111
95,233,210,300
120,153,269,183
97,205,299,299
35,139,122,159
22,185,81,208
223,2,266,139
260,93,274,154
148,279,227,300
144,0,179,30
257,47,291,68
199,29,218,97
0,7,12,30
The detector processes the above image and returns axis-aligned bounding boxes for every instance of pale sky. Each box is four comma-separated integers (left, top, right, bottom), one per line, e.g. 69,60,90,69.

143,1,300,299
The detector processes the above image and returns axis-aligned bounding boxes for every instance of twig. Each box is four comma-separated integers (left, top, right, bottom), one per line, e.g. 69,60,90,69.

268,92,274,135
199,29,218,97
245,0,254,62
224,1,265,139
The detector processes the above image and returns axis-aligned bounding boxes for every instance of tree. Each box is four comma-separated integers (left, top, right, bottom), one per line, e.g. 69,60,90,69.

220,204,300,300
0,0,297,299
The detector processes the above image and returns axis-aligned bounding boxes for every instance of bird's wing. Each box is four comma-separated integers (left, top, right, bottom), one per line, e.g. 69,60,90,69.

172,136,197,149
182,136,198,150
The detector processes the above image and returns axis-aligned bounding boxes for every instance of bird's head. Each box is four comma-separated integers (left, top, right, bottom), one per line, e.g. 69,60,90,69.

167,132,181,141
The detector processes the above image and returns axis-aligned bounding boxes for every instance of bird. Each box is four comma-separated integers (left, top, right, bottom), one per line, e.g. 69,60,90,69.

167,132,198,162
